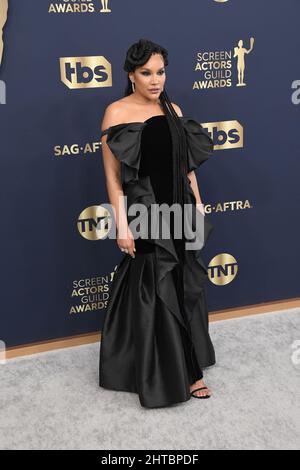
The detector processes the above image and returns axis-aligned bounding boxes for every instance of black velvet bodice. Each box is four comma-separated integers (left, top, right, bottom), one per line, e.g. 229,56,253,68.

135,115,184,256
138,115,173,206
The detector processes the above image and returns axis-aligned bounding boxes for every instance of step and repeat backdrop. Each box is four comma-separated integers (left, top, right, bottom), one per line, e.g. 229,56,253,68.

0,0,299,348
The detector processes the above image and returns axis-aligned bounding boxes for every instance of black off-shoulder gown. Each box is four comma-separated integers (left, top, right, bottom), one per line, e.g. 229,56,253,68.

99,115,216,408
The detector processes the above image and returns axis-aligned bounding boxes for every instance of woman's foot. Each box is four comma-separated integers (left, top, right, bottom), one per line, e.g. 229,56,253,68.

190,378,212,398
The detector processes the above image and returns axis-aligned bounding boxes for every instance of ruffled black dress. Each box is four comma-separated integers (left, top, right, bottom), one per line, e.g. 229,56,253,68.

99,114,216,408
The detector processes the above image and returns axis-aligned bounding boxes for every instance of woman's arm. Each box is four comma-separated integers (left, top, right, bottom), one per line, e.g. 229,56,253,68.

187,171,205,215
101,104,136,257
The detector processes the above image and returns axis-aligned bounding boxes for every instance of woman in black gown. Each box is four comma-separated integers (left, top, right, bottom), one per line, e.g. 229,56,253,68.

99,39,216,408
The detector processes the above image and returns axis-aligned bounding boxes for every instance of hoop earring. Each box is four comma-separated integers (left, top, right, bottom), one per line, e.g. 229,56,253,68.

131,81,135,92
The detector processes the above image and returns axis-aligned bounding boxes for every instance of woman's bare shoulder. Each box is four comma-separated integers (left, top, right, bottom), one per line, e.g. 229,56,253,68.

101,100,129,132
171,102,183,117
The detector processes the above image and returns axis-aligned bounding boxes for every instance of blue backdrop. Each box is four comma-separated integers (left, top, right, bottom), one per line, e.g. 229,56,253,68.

0,0,299,348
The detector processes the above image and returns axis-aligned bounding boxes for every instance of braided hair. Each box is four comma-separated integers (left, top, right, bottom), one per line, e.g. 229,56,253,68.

123,38,188,207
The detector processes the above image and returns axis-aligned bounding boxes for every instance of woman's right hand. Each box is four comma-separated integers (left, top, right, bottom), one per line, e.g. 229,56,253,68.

117,226,136,258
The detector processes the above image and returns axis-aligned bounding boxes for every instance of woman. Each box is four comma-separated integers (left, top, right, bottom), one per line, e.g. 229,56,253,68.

99,38,216,408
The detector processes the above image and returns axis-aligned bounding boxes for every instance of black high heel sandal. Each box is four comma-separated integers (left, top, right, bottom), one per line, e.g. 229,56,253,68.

190,386,211,399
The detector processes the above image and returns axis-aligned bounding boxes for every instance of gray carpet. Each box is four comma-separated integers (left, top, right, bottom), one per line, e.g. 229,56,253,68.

0,308,299,450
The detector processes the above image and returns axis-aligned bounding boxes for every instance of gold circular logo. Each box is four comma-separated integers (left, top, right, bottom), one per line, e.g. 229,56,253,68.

77,205,113,240
208,253,238,285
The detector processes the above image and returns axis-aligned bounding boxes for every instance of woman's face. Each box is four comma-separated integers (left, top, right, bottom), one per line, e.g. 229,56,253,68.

130,53,166,101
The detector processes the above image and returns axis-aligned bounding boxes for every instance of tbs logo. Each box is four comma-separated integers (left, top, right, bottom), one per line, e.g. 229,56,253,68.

60,56,112,89
202,120,244,150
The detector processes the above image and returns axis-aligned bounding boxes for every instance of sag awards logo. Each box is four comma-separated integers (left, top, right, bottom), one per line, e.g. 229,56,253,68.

48,0,112,14
194,37,255,90
69,270,116,314
60,55,112,89
208,253,238,286
0,0,8,104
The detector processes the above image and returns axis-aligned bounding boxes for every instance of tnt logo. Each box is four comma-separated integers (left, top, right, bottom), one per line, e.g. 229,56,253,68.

77,204,115,240
208,253,238,285
0,340,6,365
60,56,112,89
202,120,243,150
